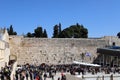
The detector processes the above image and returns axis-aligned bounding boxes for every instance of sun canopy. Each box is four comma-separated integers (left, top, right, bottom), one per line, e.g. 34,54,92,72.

73,61,101,67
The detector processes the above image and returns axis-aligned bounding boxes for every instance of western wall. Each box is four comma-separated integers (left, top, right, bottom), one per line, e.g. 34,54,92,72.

0,28,120,69
9,36,120,65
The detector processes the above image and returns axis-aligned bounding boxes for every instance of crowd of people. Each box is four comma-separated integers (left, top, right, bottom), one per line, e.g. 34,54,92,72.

0,63,67,80
1,62,120,80
0,65,12,80
13,63,68,80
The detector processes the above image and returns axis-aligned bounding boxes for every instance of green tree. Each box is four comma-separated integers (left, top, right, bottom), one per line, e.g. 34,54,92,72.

52,25,59,38
52,23,62,38
13,32,17,35
59,28,72,38
26,32,33,37
43,29,48,38
7,25,17,35
117,32,120,38
26,26,48,38
80,25,88,38
8,25,13,35
34,27,43,38
59,23,62,34
59,23,88,38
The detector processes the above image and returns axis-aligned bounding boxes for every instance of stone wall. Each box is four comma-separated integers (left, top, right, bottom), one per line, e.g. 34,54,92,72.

9,36,111,65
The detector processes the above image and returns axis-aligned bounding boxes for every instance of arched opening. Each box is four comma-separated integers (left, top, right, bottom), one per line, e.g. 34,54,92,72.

9,54,17,65
112,42,116,46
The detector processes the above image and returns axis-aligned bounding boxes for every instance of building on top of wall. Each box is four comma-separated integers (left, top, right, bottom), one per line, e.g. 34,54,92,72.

0,28,10,70
92,36,120,67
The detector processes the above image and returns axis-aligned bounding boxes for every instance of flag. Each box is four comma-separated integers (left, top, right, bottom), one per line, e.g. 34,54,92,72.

85,52,91,57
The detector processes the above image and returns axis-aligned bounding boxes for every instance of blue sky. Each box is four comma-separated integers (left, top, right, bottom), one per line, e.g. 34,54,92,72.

0,0,120,38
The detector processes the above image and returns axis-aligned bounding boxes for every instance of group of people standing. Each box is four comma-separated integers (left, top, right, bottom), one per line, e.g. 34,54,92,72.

13,63,67,80
0,65,12,80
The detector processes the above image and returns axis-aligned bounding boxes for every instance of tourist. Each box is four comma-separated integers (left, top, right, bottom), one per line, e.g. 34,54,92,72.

61,75,66,80
26,70,29,80
43,72,47,80
58,77,60,80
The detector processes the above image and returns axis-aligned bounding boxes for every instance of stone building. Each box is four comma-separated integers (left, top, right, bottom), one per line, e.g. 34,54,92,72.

93,36,120,67
96,45,120,67
0,28,10,69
